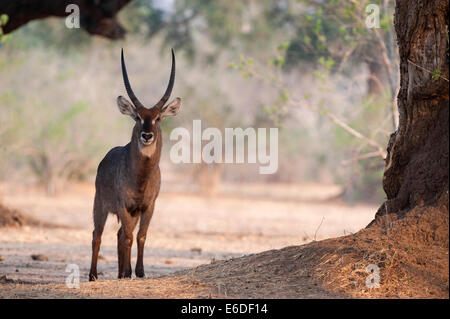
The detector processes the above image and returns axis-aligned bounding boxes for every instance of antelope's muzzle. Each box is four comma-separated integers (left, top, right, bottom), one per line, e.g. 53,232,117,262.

140,132,154,145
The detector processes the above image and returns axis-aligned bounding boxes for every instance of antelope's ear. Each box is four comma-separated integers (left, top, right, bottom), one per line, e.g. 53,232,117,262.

117,96,139,120
161,97,181,120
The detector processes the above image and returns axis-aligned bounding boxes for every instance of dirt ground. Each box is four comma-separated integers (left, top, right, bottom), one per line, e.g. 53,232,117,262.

0,182,447,298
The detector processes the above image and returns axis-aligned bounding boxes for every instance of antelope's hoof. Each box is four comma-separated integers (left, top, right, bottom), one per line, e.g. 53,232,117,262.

89,273,98,282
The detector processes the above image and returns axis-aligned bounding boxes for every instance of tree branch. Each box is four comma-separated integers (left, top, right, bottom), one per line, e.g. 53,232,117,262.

288,99,387,159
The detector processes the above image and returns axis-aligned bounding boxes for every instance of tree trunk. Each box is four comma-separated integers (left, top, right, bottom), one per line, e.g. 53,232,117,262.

371,0,449,224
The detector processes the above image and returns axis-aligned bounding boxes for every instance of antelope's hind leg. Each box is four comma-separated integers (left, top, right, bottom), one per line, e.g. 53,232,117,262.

89,200,108,281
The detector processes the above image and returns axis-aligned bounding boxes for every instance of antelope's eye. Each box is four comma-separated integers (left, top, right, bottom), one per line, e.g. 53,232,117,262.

155,116,161,122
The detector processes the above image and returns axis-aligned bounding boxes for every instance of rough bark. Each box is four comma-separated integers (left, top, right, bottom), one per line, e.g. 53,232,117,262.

371,0,449,224
0,0,131,40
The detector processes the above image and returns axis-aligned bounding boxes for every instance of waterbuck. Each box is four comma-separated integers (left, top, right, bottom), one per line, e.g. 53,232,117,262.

89,49,181,281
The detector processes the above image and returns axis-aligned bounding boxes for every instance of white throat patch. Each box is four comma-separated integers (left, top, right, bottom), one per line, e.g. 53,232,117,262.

138,140,157,157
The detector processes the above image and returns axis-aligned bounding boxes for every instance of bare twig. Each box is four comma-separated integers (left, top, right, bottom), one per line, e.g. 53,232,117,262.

314,216,325,241
337,44,357,73
373,28,394,79
236,50,389,160
341,151,383,165
373,27,399,130
288,99,387,159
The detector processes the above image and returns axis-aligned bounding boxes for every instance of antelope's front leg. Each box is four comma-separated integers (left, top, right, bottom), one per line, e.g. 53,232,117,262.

135,205,155,278
118,211,138,279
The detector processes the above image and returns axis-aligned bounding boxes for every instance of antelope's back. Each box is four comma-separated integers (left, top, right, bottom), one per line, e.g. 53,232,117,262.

95,144,129,195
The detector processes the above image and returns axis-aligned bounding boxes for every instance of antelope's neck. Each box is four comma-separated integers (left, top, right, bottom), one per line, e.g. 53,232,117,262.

127,139,161,189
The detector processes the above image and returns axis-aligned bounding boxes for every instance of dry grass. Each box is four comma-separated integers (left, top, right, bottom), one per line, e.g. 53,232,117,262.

0,276,213,299
313,195,449,298
0,183,447,298
168,194,449,299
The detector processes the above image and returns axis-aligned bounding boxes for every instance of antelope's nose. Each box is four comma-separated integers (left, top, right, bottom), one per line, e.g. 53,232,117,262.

141,132,154,142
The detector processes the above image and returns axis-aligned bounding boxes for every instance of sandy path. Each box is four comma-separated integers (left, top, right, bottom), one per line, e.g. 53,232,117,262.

0,183,376,297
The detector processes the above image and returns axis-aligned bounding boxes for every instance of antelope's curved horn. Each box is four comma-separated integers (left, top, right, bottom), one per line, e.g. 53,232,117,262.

121,48,144,109
154,49,176,110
